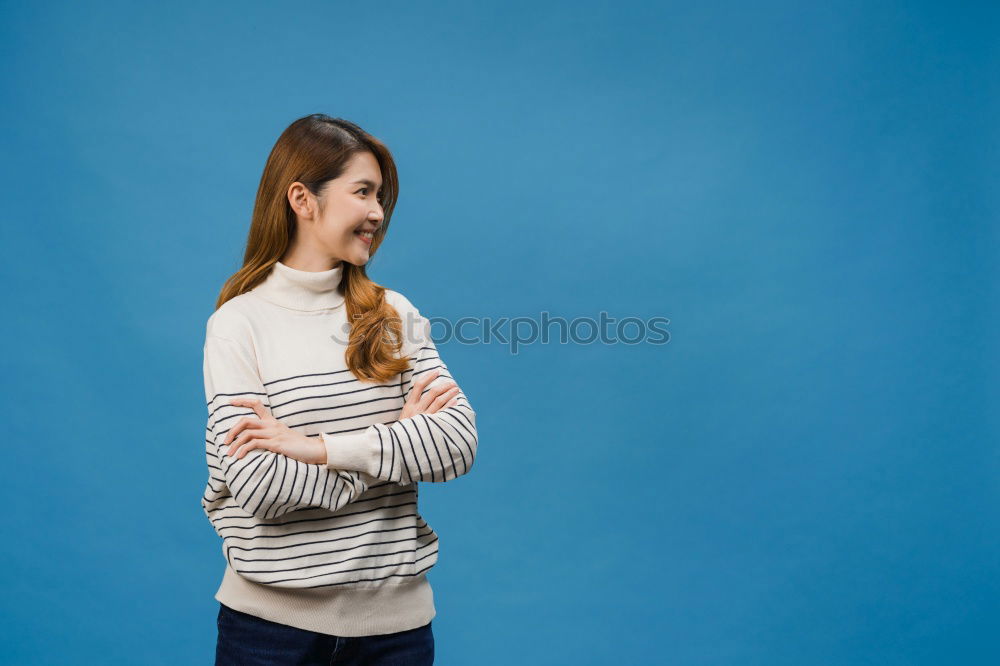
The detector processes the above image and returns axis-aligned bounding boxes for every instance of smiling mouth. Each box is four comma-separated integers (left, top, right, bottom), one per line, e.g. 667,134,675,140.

355,229,374,244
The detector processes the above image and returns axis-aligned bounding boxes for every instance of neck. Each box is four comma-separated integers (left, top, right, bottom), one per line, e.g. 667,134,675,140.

251,260,346,311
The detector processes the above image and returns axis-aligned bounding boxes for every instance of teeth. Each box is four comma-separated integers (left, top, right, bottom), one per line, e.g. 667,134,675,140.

357,230,373,239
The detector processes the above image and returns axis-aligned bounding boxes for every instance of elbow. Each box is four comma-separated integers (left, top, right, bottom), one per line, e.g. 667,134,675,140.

427,426,477,483
457,426,479,479
237,496,274,521
227,482,276,520
463,408,479,474
222,457,281,520
468,430,479,474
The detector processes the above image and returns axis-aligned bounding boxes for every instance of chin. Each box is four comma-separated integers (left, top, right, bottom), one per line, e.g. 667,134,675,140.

344,253,370,267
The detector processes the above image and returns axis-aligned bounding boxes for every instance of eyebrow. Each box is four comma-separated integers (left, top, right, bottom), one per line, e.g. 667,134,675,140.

351,179,383,191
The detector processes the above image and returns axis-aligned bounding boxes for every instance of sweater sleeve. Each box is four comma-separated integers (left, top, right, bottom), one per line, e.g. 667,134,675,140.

320,301,478,484
204,332,372,520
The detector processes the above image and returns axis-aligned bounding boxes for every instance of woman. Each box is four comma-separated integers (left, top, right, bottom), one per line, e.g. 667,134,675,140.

201,114,478,665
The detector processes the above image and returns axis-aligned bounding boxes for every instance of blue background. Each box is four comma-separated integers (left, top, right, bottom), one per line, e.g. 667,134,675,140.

3,1,997,664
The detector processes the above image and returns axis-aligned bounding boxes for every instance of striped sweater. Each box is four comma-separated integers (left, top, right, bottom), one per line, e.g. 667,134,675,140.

201,260,478,637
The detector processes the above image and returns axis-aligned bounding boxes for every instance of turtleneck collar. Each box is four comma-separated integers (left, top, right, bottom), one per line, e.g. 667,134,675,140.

251,260,346,312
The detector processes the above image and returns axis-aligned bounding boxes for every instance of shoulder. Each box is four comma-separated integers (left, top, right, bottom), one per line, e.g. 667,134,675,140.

205,294,257,344
383,287,427,322
382,288,429,355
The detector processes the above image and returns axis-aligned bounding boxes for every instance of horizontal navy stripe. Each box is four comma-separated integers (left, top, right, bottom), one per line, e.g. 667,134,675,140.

265,550,439,588
211,499,419,538
224,521,429,553
236,538,439,584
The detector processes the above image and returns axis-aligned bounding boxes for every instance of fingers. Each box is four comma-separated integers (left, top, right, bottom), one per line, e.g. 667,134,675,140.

399,368,462,420
426,386,461,413
230,398,272,421
414,368,440,393
222,416,266,445
223,415,264,445
224,399,275,447
404,368,440,408
417,378,457,410
228,438,270,460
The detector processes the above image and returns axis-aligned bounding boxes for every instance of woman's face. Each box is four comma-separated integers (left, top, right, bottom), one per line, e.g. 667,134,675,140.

296,151,385,267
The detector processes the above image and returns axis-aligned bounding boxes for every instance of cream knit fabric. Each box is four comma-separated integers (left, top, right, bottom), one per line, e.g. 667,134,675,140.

201,260,478,636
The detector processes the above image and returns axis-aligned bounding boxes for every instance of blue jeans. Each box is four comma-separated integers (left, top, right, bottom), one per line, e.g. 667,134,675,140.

215,603,434,665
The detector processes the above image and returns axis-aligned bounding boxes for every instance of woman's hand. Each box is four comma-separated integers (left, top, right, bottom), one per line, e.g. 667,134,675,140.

223,398,326,465
400,368,461,420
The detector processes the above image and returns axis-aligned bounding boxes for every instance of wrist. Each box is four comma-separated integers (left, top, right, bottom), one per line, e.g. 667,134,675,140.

313,435,327,465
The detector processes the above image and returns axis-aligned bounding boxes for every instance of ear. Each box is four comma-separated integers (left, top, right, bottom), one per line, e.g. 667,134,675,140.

288,181,317,220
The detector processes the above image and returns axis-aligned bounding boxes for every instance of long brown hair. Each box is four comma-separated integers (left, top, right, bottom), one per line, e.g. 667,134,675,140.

215,114,410,384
